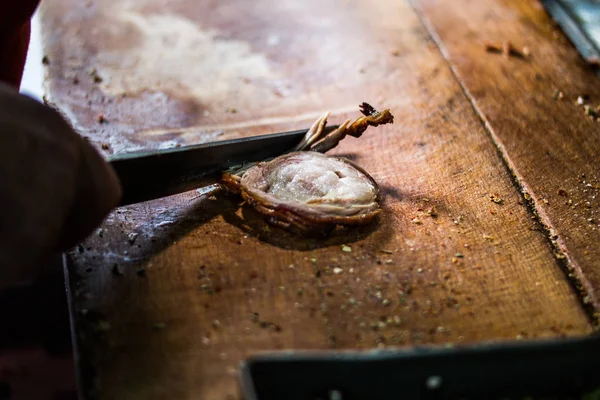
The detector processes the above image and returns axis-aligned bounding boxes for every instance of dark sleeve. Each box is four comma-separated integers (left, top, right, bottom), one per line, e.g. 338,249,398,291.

0,1,42,89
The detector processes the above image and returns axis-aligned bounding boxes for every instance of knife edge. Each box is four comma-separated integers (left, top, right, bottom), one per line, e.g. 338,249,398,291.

110,126,338,206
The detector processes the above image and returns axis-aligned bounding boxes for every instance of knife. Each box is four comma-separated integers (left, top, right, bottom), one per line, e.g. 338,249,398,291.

109,126,337,206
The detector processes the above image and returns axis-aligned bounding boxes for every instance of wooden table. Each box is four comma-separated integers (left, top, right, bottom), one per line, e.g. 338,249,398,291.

38,0,600,398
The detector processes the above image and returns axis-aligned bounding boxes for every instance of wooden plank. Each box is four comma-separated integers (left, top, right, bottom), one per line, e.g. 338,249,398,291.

416,0,600,312
65,198,329,399
38,0,593,398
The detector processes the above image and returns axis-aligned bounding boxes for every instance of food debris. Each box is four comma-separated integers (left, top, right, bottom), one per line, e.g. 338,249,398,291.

225,108,238,114
380,249,393,254
426,206,438,217
411,217,423,224
584,105,599,118
552,90,564,100
333,267,343,274
42,55,50,65
101,143,110,150
484,41,501,53
483,234,494,241
455,252,464,258
342,245,352,253
488,193,503,204
127,232,139,244
259,321,282,332
484,40,529,58
249,313,282,332
390,49,401,57
577,96,586,105
212,319,221,329
88,68,103,83
502,41,512,58
97,114,107,124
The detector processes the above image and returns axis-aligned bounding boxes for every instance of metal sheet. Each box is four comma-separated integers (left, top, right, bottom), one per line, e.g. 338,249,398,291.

240,333,600,399
542,0,600,63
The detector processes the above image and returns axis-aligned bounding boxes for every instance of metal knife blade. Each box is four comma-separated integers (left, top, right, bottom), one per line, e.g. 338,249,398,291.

109,126,337,206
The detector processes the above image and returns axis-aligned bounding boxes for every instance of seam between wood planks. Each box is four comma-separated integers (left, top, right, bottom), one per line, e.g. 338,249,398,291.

408,0,599,324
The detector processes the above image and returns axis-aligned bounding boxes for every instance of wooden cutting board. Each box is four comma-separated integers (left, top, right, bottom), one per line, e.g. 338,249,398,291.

38,0,599,398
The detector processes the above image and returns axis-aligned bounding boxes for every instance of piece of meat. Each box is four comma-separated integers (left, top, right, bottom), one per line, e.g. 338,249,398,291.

221,103,393,234
223,152,380,234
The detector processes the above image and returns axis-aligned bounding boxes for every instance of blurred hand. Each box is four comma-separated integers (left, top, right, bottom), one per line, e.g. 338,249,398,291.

0,83,121,289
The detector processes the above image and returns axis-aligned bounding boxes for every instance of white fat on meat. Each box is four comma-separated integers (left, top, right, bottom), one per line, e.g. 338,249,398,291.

265,153,375,205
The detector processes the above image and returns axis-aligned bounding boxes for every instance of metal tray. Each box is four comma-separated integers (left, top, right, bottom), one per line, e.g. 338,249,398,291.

240,333,600,399
542,0,600,63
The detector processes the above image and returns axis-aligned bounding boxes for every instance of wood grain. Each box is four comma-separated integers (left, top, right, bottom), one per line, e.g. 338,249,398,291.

416,0,600,312
38,0,594,398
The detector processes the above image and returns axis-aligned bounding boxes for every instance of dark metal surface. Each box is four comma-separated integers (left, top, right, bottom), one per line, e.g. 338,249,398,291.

0,255,78,400
542,0,600,63
109,127,336,206
240,333,600,399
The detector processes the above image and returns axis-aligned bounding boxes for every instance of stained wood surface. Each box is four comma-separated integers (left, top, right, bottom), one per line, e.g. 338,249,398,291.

417,0,600,311
37,0,597,399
